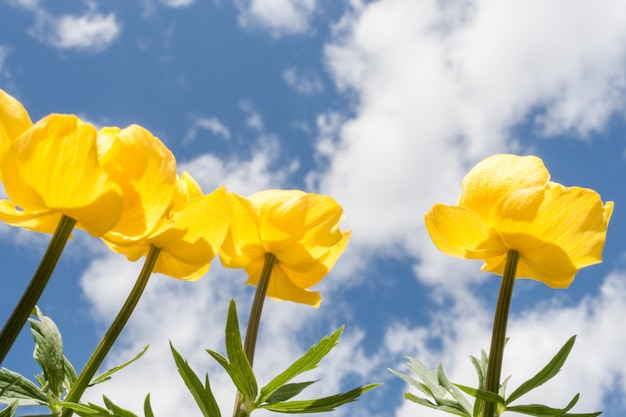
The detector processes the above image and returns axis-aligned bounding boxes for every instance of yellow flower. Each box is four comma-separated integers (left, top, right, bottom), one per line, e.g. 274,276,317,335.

98,125,178,241
220,190,351,307
0,113,124,236
0,89,32,180
103,176,230,280
425,154,613,288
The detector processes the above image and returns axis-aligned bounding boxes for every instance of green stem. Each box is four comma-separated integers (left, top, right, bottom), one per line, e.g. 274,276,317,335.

61,245,161,417
482,249,520,417
233,252,277,417
0,215,77,365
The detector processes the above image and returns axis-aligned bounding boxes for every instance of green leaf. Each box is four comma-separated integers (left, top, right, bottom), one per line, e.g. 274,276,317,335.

59,401,102,416
258,327,343,404
260,383,379,414
63,356,77,393
506,336,576,405
29,307,65,398
0,401,17,417
469,350,489,391
102,396,139,417
390,358,473,417
206,300,257,402
404,392,469,417
143,394,154,417
0,368,47,406
171,342,221,417
454,384,505,405
506,393,601,417
90,346,149,386
264,381,318,404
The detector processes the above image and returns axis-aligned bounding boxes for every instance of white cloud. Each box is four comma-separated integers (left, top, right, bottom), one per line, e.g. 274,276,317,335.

235,0,317,37
312,0,626,286
283,67,324,94
13,1,121,52
240,100,265,130
183,115,231,143
160,0,195,7
179,135,298,196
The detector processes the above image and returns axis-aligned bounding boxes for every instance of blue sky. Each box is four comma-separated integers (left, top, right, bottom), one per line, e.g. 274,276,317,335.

1,0,625,416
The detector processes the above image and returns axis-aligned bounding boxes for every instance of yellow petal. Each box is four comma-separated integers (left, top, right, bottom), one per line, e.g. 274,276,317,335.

276,230,351,288
2,114,123,236
169,171,204,213
99,125,178,240
490,183,613,287
244,261,322,307
0,89,32,180
460,154,550,218
425,204,505,259
150,187,230,268
220,192,265,268
0,200,62,233
152,252,211,281
251,190,345,253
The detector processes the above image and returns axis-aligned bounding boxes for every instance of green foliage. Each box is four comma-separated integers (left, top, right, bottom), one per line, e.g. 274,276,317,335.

175,299,379,416
171,342,221,417
0,307,149,417
391,336,602,417
62,395,154,417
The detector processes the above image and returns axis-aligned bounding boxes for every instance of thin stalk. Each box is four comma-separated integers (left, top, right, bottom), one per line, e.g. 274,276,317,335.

0,215,77,365
61,245,161,417
482,249,520,417
233,252,277,417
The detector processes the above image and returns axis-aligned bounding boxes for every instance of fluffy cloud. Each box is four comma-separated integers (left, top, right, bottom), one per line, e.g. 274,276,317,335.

183,115,232,143
11,1,121,52
283,67,324,94
313,0,626,277
235,0,317,36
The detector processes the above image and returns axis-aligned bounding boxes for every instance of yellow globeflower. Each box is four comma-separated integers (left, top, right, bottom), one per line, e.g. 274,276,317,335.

0,113,123,236
0,89,32,180
220,190,351,307
99,125,178,241
103,175,230,280
425,154,613,288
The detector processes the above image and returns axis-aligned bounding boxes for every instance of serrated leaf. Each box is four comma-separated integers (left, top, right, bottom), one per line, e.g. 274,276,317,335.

259,326,343,403
507,336,576,405
171,342,221,417
264,381,318,404
29,307,64,398
260,383,379,414
143,394,154,417
207,300,257,402
0,401,17,417
0,368,47,405
90,346,149,386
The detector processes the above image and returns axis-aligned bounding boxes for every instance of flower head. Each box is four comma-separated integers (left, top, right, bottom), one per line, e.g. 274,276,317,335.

103,175,230,280
425,154,613,288
0,110,124,236
220,190,351,307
